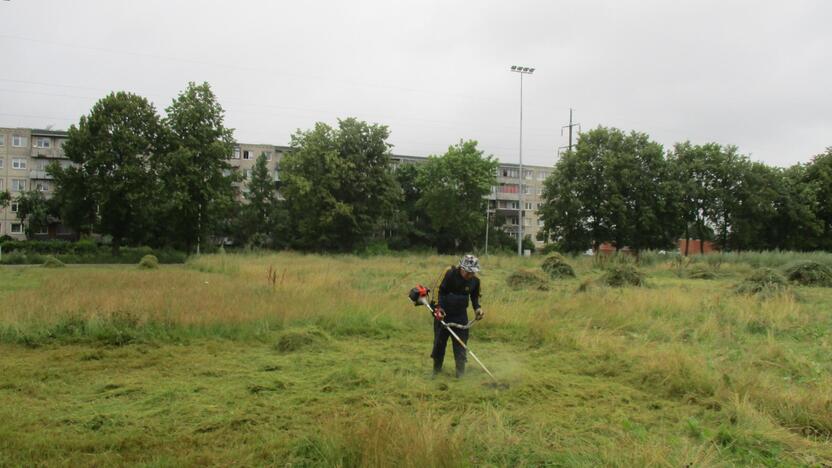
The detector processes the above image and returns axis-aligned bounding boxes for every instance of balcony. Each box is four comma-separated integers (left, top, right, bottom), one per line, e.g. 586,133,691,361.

30,148,66,158
29,170,53,180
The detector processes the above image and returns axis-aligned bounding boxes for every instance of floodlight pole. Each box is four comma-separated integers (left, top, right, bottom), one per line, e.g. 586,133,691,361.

510,65,534,256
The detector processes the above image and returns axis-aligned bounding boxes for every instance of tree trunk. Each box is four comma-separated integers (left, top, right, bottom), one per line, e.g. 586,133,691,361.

684,224,690,257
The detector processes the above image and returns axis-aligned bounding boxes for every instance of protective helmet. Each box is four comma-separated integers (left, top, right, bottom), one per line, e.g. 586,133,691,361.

459,254,480,273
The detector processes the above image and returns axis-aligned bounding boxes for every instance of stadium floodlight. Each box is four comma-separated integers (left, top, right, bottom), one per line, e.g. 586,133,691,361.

508,64,535,256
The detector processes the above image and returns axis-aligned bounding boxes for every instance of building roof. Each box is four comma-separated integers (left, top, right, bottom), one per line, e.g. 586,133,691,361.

31,129,69,137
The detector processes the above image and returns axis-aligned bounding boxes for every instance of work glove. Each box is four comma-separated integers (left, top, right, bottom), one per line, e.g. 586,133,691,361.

433,306,446,321
475,308,484,321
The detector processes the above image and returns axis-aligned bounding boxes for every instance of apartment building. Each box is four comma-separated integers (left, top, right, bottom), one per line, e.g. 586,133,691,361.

0,127,72,239
2,126,553,245
228,143,289,199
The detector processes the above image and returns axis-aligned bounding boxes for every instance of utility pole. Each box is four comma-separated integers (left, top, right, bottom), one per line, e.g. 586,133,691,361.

558,108,581,158
510,65,535,256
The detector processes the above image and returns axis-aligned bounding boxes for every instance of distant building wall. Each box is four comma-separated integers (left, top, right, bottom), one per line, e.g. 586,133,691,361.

678,239,718,255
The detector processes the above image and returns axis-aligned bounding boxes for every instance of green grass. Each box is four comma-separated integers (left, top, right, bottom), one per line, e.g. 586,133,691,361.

1,252,831,466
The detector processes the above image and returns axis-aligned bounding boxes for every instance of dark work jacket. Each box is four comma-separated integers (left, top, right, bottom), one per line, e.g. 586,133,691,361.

437,266,481,319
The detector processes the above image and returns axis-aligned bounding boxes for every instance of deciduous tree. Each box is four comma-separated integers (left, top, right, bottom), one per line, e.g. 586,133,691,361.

416,140,497,252
281,118,400,251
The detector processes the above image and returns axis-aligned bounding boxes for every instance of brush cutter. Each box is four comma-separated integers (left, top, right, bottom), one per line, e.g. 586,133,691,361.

408,285,497,381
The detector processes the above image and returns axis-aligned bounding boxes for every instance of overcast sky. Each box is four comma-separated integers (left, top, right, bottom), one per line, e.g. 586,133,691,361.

1,1,829,167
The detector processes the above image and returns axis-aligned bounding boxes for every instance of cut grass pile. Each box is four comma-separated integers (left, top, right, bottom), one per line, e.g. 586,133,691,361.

736,267,790,297
505,269,549,291
42,255,65,268
541,253,576,279
1,251,831,465
138,254,160,269
600,263,645,287
686,263,717,280
783,260,832,287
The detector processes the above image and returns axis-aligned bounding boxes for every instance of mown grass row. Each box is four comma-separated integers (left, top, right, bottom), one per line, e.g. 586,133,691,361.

1,251,831,464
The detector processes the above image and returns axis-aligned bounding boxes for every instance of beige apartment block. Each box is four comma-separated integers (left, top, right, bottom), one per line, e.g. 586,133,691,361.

227,143,290,200
0,127,72,240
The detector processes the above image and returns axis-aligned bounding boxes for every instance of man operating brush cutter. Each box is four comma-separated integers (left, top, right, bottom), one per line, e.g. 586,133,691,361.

409,255,494,380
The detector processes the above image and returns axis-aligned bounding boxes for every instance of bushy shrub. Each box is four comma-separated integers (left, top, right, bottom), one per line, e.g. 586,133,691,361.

541,253,576,279
735,268,790,297
42,256,66,268
782,261,832,287
138,254,160,269
600,264,645,287
506,269,549,291
0,240,187,264
357,241,391,257
0,250,28,265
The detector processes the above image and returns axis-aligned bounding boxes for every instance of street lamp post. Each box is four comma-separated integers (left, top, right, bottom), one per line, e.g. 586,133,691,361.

510,65,534,256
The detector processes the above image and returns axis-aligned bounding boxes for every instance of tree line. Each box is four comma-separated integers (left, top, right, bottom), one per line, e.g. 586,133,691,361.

538,127,832,254
1,82,503,253
5,84,828,255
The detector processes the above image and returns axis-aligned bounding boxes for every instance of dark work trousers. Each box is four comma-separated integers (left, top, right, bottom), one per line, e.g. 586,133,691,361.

431,314,469,370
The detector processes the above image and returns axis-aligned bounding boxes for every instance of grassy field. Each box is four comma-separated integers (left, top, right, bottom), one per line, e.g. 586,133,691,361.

1,252,831,466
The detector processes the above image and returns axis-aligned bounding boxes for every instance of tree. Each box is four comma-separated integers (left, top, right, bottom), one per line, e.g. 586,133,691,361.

668,142,721,255
416,140,498,253
240,152,288,248
803,148,832,250
51,91,165,253
160,82,237,252
389,163,433,249
281,118,400,251
0,191,10,209
15,190,59,237
539,127,680,255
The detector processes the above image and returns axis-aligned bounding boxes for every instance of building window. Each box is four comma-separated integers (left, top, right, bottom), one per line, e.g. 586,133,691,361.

273,168,280,181
11,223,23,234
0,135,5,146
10,202,18,213
0,158,4,169
36,182,50,192
34,137,51,148
12,135,27,147
243,150,252,160
497,183,519,193
12,158,27,170
36,225,49,235
525,202,533,210
0,179,3,190
263,152,272,161
11,179,26,192
232,147,241,159
243,169,251,179
537,171,549,181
